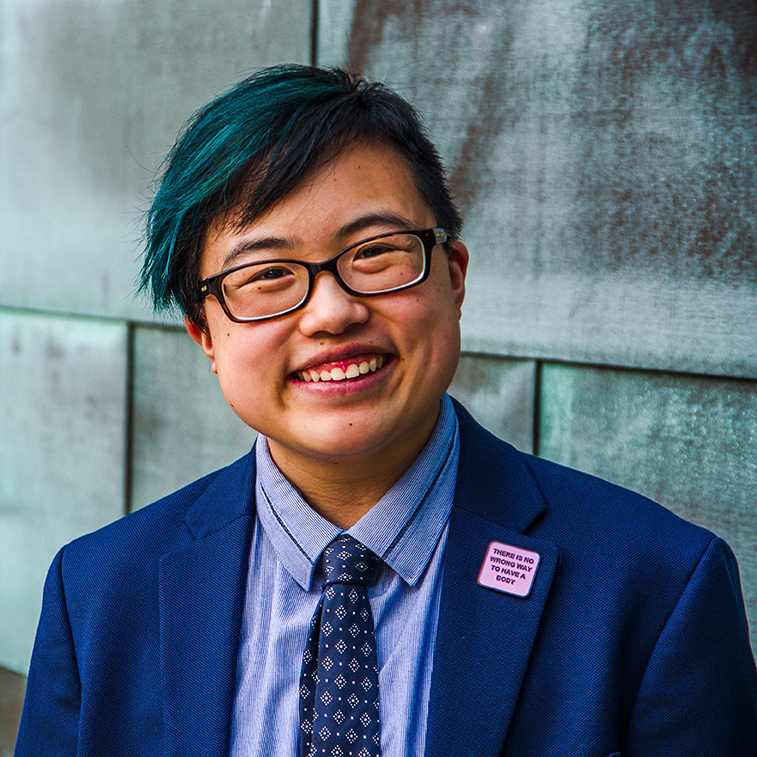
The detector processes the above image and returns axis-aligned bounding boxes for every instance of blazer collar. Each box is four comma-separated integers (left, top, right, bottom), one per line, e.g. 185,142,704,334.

451,397,546,533
425,400,559,757
184,452,257,539
159,451,257,757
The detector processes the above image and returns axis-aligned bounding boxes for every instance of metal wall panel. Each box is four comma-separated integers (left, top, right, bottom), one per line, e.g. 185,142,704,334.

449,354,535,453
318,0,757,378
0,666,25,756
539,363,757,652
130,325,255,511
0,310,128,674
0,0,311,322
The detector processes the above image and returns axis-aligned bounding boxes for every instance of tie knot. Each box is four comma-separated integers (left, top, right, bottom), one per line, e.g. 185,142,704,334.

322,534,377,588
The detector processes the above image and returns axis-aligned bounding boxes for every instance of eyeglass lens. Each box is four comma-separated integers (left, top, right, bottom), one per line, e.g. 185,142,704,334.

220,232,427,320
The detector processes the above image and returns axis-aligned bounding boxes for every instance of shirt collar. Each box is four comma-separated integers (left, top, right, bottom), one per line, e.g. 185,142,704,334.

255,394,459,590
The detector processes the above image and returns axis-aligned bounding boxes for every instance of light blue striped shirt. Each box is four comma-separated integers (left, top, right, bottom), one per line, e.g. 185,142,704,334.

230,394,460,756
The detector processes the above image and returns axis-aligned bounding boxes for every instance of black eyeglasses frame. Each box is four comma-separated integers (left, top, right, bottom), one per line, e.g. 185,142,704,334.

197,227,449,323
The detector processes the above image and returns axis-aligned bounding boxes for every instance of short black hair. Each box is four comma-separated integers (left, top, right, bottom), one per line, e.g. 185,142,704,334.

141,65,462,326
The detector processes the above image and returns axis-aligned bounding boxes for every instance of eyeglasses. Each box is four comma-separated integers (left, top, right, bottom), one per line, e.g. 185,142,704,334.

198,227,449,323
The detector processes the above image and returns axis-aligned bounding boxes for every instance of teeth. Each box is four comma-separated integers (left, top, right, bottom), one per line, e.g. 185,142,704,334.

299,356,387,383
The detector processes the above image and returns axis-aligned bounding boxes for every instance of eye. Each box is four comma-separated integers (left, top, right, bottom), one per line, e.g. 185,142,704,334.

223,263,300,294
249,265,294,282
354,243,394,260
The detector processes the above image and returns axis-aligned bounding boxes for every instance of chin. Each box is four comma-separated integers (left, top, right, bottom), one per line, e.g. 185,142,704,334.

306,434,387,461
278,423,395,462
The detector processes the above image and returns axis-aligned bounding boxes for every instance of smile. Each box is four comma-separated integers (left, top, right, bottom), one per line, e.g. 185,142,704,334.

296,355,387,383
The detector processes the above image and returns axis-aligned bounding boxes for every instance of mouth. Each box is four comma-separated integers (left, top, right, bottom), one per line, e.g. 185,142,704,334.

293,353,389,383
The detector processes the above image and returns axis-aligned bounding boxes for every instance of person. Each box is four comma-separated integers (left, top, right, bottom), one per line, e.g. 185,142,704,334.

15,64,757,756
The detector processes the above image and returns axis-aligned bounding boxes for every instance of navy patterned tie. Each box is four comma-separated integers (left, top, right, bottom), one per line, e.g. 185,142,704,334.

299,534,381,757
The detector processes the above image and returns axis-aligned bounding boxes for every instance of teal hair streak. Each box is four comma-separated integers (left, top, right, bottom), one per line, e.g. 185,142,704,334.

140,66,348,314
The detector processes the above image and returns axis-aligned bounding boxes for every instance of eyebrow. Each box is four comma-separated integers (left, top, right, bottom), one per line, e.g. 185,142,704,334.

335,212,419,240
220,211,421,269
221,236,295,269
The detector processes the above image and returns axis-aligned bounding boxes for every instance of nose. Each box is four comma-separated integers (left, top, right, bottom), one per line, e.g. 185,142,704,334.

297,271,370,337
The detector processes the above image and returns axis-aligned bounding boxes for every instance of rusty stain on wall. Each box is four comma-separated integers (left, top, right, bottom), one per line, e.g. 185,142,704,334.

572,1,757,281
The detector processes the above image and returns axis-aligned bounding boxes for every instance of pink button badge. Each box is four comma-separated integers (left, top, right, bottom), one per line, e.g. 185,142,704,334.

477,541,540,597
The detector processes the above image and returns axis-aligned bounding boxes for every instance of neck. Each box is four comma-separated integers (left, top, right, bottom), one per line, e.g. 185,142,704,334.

266,417,439,529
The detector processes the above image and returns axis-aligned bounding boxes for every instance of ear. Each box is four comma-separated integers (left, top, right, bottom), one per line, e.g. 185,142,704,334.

447,241,469,314
185,316,218,374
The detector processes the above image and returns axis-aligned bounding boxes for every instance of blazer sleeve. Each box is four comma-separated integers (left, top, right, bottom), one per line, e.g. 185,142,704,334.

15,547,81,756
624,537,757,756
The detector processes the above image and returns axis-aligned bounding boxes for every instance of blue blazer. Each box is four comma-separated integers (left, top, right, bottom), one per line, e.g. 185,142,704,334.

16,402,757,756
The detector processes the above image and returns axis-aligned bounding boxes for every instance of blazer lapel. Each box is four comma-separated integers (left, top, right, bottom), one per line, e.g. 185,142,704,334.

425,402,560,757
159,454,256,757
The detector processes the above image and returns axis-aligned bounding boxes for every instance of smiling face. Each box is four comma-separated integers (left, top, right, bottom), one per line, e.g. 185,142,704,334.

187,141,467,511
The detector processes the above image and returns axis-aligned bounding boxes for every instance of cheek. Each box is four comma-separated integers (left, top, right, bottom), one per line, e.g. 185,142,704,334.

433,324,462,383
213,354,247,412
423,290,463,371
212,350,276,426
210,332,270,397
398,297,461,380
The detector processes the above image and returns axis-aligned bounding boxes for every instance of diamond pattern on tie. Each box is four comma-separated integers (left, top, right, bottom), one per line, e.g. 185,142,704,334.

299,534,381,757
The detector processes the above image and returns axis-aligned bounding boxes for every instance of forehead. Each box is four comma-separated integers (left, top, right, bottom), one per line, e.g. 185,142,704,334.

200,142,435,274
